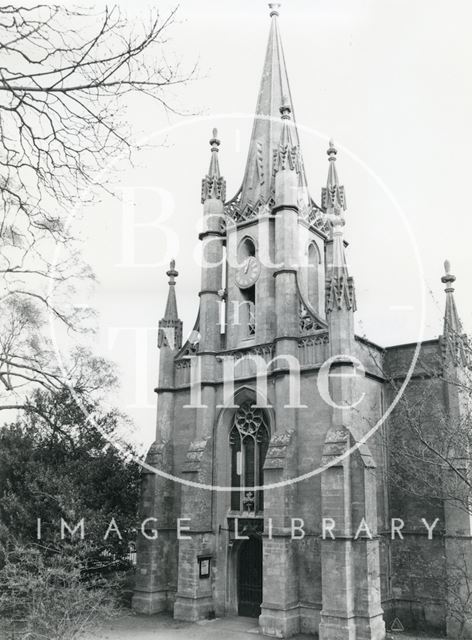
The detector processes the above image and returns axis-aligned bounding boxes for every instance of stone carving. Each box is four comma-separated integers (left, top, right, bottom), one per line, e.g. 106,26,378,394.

299,299,326,334
272,140,300,175
178,341,198,358
321,140,346,215
299,200,330,235
256,141,264,185
226,343,274,362
325,273,356,313
201,174,226,203
224,190,328,237
144,442,167,469
175,321,200,363
201,129,226,203
321,182,346,213
232,401,268,440
243,491,255,512
223,187,242,221
158,320,183,350
182,440,208,473
298,333,329,348
175,358,191,371
264,429,294,470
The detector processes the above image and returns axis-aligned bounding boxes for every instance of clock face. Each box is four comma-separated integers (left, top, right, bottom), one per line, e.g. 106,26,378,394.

235,256,261,289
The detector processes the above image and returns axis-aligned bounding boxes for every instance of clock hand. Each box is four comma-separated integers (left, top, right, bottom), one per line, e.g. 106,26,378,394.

244,258,250,274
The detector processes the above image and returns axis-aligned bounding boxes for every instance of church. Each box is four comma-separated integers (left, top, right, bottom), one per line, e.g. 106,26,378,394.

132,5,472,639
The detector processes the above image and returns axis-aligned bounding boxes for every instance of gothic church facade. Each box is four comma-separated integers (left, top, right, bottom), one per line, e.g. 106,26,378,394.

132,6,472,639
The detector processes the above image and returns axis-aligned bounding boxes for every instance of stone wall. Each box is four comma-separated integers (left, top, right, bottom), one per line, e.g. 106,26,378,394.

384,339,450,634
135,336,467,637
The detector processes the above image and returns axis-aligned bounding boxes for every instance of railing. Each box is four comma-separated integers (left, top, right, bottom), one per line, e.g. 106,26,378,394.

222,344,274,379
173,335,329,389
174,343,275,387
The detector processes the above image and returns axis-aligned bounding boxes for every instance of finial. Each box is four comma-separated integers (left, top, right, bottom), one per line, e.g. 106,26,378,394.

269,2,281,17
280,95,291,119
321,137,346,216
209,127,220,151
166,259,178,284
441,259,456,290
202,128,225,202
327,138,337,160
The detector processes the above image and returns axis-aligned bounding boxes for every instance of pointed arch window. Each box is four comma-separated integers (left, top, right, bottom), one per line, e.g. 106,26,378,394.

243,287,256,337
237,237,257,339
230,401,270,512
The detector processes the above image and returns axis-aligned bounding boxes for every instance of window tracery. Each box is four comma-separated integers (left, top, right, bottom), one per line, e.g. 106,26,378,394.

230,401,269,512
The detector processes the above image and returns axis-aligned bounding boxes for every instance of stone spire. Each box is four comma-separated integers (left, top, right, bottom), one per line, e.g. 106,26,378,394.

158,260,183,350
201,128,226,203
321,140,346,217
239,3,308,214
442,260,463,334
164,260,179,319
323,141,355,313
441,260,467,365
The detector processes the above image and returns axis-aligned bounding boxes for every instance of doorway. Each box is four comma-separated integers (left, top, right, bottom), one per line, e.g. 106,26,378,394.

237,536,262,617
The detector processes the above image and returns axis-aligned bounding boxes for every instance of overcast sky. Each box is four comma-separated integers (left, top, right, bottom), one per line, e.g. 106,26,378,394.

67,0,472,445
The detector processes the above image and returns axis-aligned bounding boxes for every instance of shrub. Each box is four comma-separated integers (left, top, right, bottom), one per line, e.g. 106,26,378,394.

0,541,119,640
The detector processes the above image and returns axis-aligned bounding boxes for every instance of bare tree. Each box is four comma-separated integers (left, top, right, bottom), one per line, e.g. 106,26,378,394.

385,331,472,514
360,320,472,635
446,547,472,639
0,4,194,413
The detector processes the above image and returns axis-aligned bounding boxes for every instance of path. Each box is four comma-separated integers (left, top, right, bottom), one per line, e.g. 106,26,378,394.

85,613,440,640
